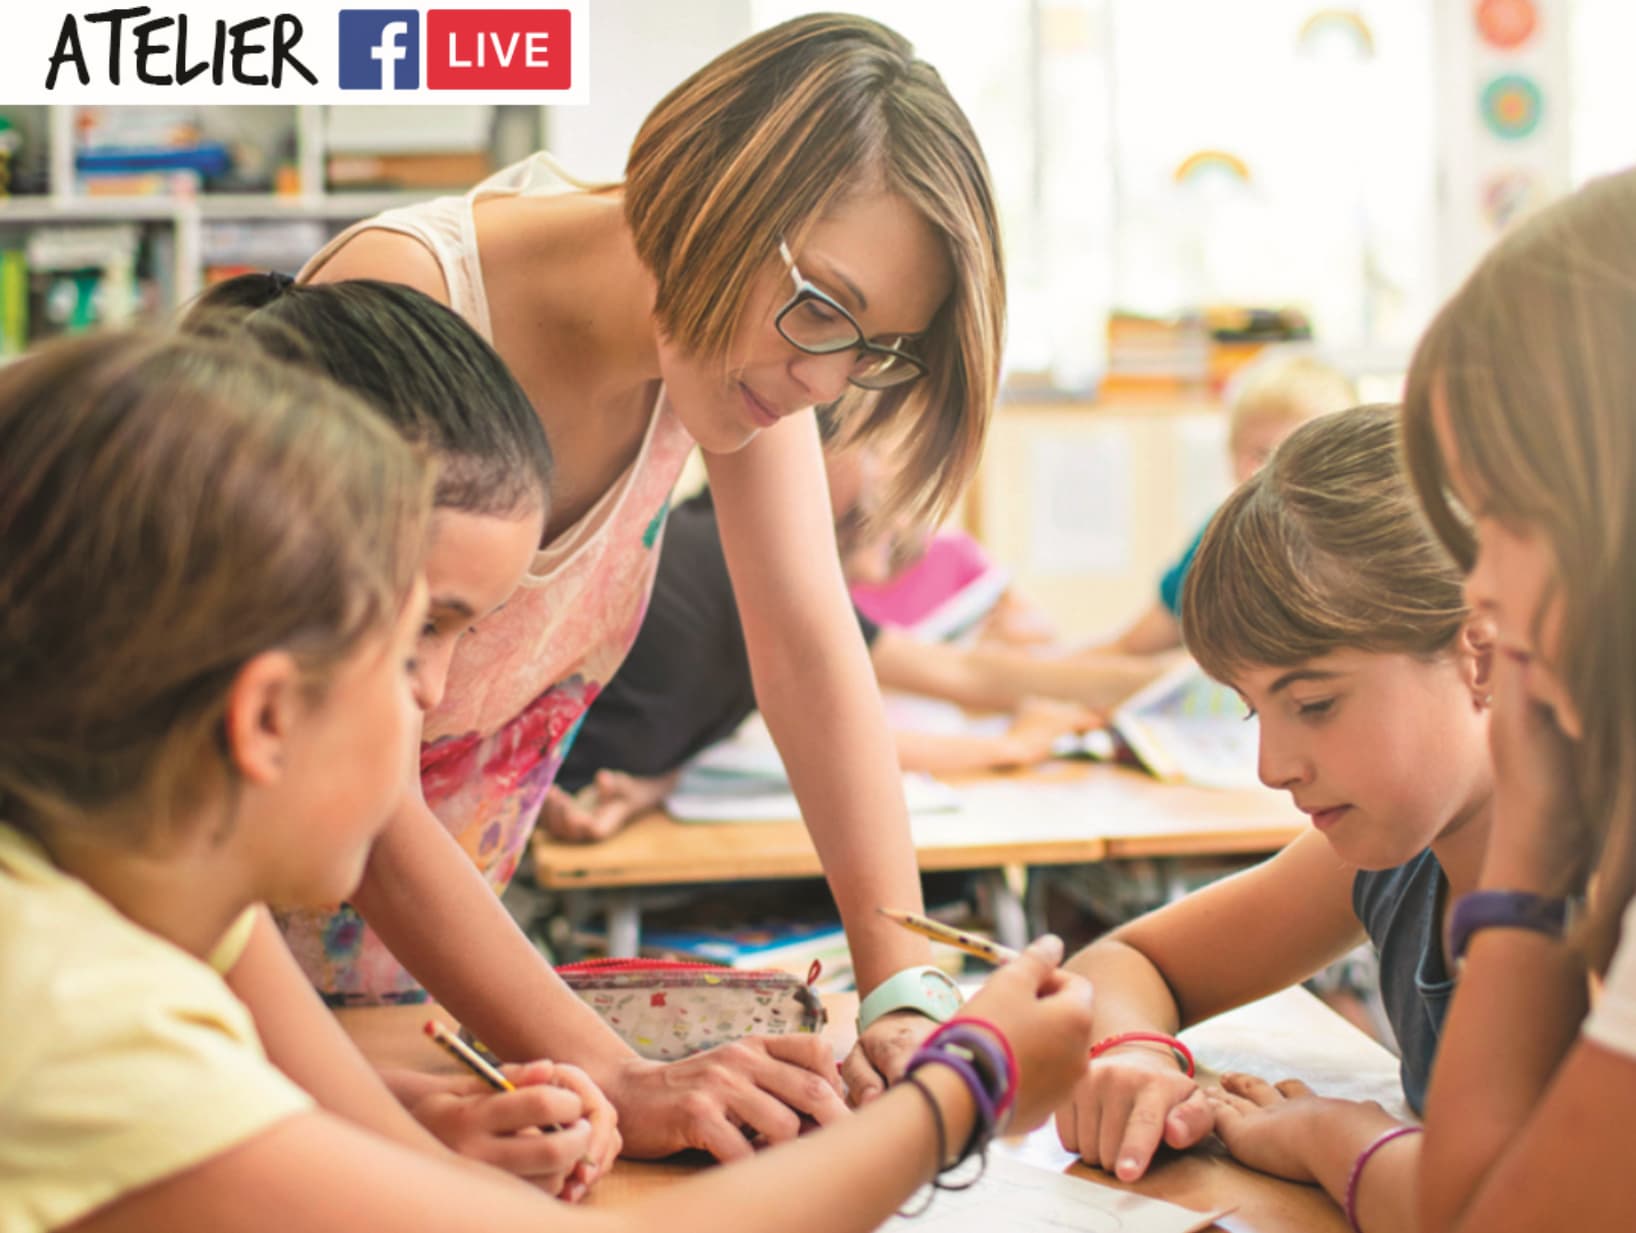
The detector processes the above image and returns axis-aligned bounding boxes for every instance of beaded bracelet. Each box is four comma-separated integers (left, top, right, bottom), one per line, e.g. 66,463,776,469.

1089,1030,1195,1078
1344,1125,1422,1233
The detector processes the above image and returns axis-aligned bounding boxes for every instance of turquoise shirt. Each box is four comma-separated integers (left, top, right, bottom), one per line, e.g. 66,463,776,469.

1158,521,1209,616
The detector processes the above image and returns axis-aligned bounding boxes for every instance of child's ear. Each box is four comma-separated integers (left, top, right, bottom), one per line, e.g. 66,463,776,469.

1458,615,1496,707
221,651,302,785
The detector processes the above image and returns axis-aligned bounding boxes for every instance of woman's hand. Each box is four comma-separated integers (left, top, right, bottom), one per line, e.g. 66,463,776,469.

955,935,1097,1130
1055,1044,1213,1181
596,1034,850,1162
844,1011,940,1106
396,1059,615,1198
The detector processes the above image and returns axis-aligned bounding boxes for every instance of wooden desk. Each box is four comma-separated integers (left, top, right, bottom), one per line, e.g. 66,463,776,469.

340,985,1402,1233
530,761,1302,953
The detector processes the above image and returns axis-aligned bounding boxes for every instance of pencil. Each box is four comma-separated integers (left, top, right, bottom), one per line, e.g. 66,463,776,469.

425,1019,515,1093
878,907,1021,965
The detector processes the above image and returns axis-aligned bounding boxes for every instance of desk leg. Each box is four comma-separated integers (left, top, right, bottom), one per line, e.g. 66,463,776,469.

606,892,641,958
987,865,1029,952
1161,859,1189,904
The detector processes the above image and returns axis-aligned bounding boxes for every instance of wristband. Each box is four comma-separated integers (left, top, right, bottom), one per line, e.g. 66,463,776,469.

858,965,963,1033
1089,1031,1195,1078
1345,1125,1422,1233
928,1018,1019,1119
906,1049,997,1156
1446,890,1571,963
897,1075,945,1218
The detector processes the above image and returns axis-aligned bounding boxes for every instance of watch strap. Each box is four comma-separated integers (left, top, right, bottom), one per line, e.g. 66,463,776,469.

857,965,963,1032
1447,889,1570,961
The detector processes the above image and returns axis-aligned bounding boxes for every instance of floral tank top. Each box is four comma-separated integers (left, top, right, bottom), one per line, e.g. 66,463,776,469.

278,156,696,1004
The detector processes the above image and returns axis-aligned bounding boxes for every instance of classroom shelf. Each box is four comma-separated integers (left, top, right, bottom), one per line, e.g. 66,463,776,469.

0,104,546,335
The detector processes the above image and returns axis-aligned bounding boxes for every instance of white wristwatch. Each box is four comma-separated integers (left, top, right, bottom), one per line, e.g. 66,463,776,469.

856,965,963,1032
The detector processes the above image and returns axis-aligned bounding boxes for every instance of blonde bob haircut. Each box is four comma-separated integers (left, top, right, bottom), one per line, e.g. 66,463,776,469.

0,331,431,849
1403,169,1636,971
1183,404,1468,689
623,12,1004,525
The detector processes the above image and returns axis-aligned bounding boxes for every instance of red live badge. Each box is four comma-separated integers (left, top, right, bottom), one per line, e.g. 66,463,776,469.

427,9,571,90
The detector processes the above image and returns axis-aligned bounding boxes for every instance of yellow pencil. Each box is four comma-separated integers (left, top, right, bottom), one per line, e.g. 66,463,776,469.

425,1019,515,1093
878,907,1021,965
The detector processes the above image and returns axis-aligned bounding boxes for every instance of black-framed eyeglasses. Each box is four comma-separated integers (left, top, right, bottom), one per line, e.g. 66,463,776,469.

774,240,928,391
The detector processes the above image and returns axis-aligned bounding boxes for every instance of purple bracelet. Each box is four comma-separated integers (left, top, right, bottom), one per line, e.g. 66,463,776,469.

1344,1125,1422,1233
929,1022,1016,1121
906,1046,999,1172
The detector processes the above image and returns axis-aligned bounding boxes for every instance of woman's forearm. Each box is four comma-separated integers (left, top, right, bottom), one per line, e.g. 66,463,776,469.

754,635,933,992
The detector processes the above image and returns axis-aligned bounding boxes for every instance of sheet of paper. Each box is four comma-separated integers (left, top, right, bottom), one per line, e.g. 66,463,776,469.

880,1153,1223,1233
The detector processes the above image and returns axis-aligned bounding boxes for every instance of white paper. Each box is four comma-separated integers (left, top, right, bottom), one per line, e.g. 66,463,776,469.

881,1153,1221,1233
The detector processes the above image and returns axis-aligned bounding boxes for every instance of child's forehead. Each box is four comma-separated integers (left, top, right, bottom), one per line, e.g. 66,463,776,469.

1233,649,1374,692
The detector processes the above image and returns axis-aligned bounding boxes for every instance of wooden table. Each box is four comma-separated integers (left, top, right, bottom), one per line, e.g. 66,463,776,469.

341,984,1402,1233
531,761,1303,953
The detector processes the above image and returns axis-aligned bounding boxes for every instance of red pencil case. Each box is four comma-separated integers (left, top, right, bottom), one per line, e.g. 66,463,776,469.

556,958,827,1061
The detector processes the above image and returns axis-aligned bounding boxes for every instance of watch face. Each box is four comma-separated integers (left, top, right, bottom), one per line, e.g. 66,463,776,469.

920,969,962,1012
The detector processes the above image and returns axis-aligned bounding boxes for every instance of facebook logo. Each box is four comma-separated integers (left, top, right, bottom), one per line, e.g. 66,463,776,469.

339,10,420,91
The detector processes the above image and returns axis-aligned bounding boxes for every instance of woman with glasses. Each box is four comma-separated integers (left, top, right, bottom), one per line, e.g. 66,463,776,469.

284,12,1006,1167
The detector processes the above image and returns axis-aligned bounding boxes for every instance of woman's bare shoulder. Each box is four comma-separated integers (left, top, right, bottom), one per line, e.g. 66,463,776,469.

306,229,450,306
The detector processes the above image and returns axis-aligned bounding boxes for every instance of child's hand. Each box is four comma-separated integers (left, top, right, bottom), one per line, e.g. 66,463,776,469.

403,1059,612,1198
1483,652,1588,895
956,935,1096,1130
1054,1044,1212,1180
531,1061,622,1201
1205,1073,1394,1185
1005,698,1103,762
539,769,673,844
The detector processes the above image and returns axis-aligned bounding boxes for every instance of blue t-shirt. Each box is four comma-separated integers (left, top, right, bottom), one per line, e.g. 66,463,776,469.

1158,521,1209,616
1352,850,1453,1115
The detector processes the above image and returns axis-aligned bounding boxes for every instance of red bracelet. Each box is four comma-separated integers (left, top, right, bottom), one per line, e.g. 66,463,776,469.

1089,1031,1195,1077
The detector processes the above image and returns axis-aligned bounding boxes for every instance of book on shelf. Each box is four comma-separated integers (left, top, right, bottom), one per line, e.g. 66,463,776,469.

1,249,27,356
641,919,855,991
327,151,491,191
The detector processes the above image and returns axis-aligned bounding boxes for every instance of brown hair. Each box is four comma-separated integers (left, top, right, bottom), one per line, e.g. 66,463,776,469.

1183,404,1467,686
1403,169,1636,969
0,332,431,847
623,12,1003,524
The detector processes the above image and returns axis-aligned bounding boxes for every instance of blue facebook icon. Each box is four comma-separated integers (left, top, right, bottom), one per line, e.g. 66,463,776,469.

338,10,420,91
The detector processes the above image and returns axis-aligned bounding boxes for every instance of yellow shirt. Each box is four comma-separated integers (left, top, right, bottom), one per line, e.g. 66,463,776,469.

0,824,312,1233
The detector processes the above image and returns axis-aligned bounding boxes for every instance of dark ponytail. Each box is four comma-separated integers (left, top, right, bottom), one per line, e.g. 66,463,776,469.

184,274,552,519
